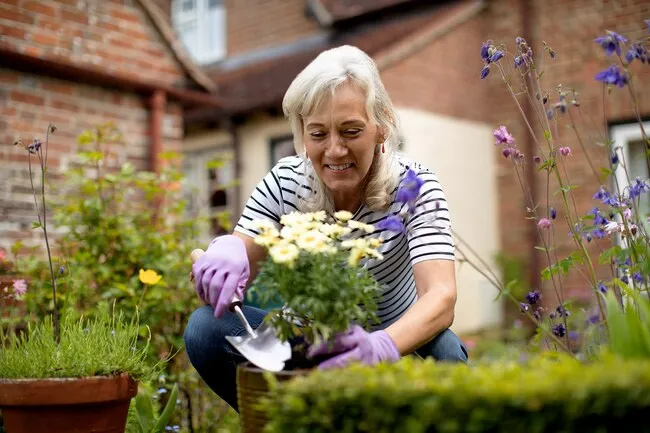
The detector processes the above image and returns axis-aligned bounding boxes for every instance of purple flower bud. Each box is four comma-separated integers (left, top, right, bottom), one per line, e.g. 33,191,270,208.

611,153,619,165
514,56,524,68
490,50,504,62
550,207,557,219
481,40,491,61
480,65,490,79
533,155,542,164
502,147,513,159
525,290,541,305
559,146,572,157
597,281,607,293
520,302,529,313
552,323,566,337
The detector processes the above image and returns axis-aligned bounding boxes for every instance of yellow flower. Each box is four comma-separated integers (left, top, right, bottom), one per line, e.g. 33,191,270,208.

249,219,277,233
280,225,302,241
254,229,281,247
296,229,330,252
348,248,365,267
139,269,161,285
269,242,300,266
334,210,353,222
319,223,352,238
347,220,375,233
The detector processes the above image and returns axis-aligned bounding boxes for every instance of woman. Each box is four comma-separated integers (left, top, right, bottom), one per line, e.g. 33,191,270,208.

184,45,468,411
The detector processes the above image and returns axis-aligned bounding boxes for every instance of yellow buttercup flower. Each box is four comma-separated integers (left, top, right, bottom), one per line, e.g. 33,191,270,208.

139,269,161,285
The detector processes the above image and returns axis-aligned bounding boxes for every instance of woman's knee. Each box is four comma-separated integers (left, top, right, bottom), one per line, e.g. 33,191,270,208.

417,328,469,363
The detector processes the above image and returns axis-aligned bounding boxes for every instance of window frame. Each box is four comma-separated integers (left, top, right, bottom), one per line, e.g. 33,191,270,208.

171,0,226,64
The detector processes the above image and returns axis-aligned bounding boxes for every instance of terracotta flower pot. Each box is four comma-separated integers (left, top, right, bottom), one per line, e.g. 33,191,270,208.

0,374,138,433
237,363,310,433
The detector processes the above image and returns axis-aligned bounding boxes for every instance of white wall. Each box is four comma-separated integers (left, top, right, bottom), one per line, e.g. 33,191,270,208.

396,107,503,335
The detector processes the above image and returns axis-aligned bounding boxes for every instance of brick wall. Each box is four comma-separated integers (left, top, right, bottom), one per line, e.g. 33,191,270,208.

0,0,188,250
382,0,650,309
225,0,322,56
0,0,187,86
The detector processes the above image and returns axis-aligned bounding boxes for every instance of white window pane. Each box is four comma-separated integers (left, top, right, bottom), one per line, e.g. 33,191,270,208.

628,139,650,227
182,0,195,12
204,7,226,60
179,23,199,59
208,0,223,8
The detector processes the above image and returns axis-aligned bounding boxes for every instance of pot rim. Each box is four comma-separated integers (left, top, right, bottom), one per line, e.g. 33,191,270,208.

0,373,138,406
238,361,312,377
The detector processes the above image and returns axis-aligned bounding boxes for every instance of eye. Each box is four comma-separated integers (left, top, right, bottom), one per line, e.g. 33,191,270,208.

344,129,362,137
309,131,326,139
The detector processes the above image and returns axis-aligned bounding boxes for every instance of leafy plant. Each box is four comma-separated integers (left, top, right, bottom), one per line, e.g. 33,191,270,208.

262,354,650,433
131,383,180,433
247,211,383,349
0,308,158,380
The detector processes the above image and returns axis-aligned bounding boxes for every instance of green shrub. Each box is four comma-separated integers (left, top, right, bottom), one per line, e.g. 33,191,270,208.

262,354,650,433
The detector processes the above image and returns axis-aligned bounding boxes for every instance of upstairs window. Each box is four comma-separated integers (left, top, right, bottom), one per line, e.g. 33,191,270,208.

172,0,226,64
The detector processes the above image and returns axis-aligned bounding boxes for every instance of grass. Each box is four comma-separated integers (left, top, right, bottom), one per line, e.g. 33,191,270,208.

0,310,160,380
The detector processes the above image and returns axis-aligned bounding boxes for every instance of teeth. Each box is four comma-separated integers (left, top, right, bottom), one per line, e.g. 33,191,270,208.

328,163,352,171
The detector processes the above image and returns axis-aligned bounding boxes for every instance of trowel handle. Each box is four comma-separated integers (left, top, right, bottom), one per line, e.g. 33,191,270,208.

190,248,243,313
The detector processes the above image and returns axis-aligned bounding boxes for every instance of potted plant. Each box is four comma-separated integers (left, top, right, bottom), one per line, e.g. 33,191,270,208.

0,125,166,433
232,208,394,431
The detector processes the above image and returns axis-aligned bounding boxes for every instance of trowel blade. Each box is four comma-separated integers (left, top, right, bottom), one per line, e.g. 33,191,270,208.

226,324,292,372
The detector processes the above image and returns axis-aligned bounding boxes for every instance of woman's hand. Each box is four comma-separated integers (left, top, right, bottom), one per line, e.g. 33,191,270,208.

192,235,250,318
307,325,400,369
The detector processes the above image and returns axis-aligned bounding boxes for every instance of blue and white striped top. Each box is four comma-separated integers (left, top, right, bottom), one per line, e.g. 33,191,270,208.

234,154,455,329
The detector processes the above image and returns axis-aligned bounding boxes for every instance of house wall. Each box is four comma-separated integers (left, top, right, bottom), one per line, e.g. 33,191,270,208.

225,0,322,57
396,107,503,334
0,0,189,250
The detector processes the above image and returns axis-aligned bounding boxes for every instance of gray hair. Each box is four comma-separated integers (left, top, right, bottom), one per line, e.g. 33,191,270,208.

282,45,401,213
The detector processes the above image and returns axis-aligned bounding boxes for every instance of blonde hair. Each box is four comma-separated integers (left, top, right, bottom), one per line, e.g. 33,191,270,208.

282,45,401,213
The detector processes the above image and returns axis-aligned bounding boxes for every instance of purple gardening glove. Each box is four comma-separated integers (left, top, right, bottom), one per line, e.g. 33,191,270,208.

192,235,250,319
307,325,400,370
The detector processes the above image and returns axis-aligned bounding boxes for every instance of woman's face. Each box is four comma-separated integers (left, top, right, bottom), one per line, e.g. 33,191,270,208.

302,82,382,209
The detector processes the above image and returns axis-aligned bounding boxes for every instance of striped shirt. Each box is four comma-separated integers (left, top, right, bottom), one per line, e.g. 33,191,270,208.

234,154,455,329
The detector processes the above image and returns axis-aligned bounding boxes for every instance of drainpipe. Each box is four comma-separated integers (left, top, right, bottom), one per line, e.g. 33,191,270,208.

150,90,166,173
521,0,541,291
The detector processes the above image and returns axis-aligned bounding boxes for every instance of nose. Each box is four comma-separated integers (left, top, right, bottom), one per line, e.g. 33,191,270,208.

325,132,348,158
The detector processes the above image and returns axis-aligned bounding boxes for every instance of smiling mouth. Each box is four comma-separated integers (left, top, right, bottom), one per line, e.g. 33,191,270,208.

325,163,354,171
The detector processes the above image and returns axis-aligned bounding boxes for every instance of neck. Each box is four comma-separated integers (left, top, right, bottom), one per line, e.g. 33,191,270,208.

332,190,362,213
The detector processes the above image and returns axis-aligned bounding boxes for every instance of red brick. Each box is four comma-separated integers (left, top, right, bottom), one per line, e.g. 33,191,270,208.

0,23,25,39
111,6,140,24
23,1,59,16
0,8,34,24
60,8,87,25
10,90,45,106
50,98,79,112
31,31,59,46
41,82,76,95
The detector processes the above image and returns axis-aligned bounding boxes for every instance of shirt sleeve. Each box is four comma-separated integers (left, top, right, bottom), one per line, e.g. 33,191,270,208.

234,165,284,238
405,169,455,264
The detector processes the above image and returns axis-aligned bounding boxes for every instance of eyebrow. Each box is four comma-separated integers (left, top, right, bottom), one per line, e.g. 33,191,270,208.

305,119,366,129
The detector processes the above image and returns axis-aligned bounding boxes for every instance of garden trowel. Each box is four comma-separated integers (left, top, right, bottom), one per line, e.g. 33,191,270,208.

190,249,291,372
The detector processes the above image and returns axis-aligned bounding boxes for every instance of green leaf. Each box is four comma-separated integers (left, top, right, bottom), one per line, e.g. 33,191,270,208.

152,384,179,433
32,221,42,229
135,388,155,433
544,130,551,142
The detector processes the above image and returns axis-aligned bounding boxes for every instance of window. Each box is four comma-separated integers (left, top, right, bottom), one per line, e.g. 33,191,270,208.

172,0,226,64
612,121,650,235
269,135,296,168
182,147,234,242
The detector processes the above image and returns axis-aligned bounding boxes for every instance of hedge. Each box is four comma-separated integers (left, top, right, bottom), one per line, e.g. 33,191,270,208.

261,354,650,433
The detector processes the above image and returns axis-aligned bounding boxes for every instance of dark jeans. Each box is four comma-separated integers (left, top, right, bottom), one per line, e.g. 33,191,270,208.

184,305,469,411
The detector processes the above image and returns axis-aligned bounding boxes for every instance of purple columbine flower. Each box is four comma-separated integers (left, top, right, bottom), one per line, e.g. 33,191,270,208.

611,153,619,165
558,146,572,156
555,304,570,317
481,40,492,62
533,155,542,164
490,50,504,63
27,139,42,154
625,42,648,64
550,207,557,220
595,64,628,88
396,169,424,207
621,275,629,284
594,30,627,56
525,290,541,305
552,323,566,338
376,215,405,233
514,55,524,68
597,281,607,293
633,271,644,284
628,178,650,199
493,125,515,145
480,65,490,79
